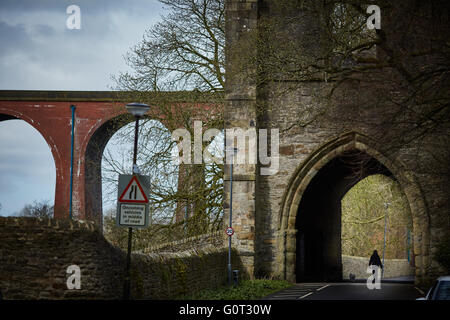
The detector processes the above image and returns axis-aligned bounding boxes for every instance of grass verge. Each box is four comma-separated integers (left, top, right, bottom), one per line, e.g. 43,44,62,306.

176,279,293,300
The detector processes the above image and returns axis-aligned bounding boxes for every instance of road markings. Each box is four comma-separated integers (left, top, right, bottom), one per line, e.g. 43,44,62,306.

298,292,314,299
265,284,331,300
275,291,311,294
274,295,306,298
316,284,330,291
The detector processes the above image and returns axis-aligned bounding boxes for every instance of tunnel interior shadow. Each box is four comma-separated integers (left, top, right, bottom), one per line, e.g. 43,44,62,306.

295,150,392,282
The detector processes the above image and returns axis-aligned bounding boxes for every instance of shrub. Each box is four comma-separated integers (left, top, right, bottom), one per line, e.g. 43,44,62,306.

434,233,450,273
176,279,293,300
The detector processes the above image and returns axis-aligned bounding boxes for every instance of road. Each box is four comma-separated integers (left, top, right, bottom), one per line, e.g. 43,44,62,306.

263,282,424,300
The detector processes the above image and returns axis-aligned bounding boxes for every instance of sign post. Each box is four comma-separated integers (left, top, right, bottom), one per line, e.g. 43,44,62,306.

117,173,150,300
121,102,150,300
116,174,150,228
226,226,234,237
226,147,238,287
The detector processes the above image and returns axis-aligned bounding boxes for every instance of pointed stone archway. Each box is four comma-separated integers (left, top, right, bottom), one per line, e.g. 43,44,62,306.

276,132,431,285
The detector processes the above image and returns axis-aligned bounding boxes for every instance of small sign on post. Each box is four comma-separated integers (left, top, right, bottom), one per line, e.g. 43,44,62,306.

118,203,147,226
226,226,234,237
116,174,150,228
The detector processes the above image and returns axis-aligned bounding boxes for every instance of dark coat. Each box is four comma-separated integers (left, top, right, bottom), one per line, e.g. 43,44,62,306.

369,251,383,268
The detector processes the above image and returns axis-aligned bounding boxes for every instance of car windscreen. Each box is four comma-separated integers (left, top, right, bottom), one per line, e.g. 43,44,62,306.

435,281,450,300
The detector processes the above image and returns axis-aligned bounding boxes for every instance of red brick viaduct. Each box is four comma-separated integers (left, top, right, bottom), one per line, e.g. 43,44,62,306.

0,90,212,225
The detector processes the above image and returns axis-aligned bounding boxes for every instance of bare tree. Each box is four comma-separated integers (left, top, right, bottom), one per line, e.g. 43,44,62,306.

103,0,226,244
17,200,54,218
341,174,412,259
113,0,225,92
233,1,449,145
226,0,449,183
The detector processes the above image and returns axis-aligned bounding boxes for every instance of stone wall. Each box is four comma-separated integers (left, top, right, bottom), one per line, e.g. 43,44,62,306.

0,217,243,300
342,255,414,280
225,0,450,287
130,247,243,299
224,0,259,278
142,230,224,254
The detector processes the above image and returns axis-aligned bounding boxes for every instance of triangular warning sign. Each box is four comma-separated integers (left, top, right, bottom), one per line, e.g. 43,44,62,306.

118,175,149,203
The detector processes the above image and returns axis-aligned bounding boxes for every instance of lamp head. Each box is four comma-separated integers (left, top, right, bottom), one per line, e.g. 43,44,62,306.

126,102,150,117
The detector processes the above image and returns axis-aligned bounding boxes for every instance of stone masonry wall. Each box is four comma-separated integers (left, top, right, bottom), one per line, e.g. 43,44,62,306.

226,0,450,288
224,0,259,278
342,255,414,280
130,247,244,299
0,217,243,300
0,217,124,299
142,230,224,254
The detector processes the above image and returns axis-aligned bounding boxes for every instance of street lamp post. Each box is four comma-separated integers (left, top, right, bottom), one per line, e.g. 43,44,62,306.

382,202,389,279
123,102,150,300
227,147,238,287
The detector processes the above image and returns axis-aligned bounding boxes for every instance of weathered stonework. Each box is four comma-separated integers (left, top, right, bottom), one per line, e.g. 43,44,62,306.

142,230,224,254
224,0,259,278
226,0,449,288
0,217,244,299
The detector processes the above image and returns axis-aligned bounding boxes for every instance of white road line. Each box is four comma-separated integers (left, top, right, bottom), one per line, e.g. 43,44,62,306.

274,292,307,295
274,293,310,297
316,284,330,291
298,292,314,299
297,285,323,287
267,284,331,300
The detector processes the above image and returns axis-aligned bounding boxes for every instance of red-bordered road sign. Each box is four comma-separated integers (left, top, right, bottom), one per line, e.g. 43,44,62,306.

118,175,149,203
226,227,234,236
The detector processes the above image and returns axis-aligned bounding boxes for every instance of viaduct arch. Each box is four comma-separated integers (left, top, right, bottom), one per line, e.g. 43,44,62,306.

0,91,130,224
0,90,214,226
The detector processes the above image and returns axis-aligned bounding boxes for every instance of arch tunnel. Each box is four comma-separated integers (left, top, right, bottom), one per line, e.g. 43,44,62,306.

295,150,395,282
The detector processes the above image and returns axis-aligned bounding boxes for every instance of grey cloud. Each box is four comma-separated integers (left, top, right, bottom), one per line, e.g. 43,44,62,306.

0,0,163,15
0,21,31,55
34,24,55,37
0,0,64,12
0,0,164,90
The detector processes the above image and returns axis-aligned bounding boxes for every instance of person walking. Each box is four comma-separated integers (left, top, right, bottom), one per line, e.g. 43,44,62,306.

369,250,383,282
369,250,383,269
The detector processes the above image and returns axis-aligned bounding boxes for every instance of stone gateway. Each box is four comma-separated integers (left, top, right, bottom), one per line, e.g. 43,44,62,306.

224,0,449,287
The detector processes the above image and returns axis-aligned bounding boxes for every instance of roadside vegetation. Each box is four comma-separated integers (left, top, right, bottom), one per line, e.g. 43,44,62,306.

176,279,292,300
434,233,450,274
341,174,412,259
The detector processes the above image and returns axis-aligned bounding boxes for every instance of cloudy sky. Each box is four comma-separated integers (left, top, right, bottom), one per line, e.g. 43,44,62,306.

0,0,165,216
